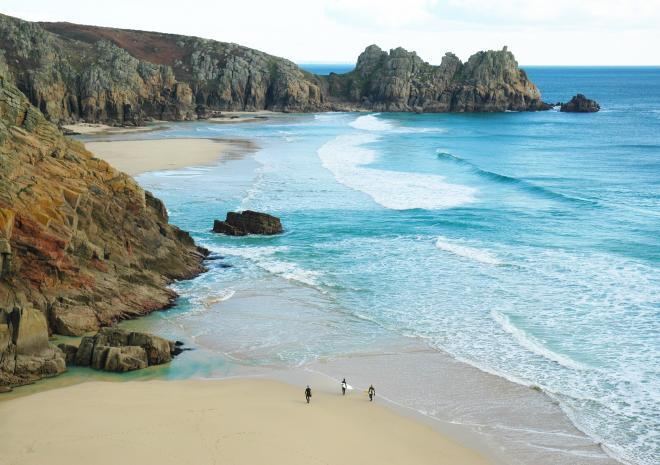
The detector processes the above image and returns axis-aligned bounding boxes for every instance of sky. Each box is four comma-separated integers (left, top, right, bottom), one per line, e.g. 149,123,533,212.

2,0,659,65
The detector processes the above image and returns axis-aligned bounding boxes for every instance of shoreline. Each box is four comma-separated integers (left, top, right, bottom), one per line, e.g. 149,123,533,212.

0,378,491,465
62,122,169,135
84,138,257,176
0,123,629,465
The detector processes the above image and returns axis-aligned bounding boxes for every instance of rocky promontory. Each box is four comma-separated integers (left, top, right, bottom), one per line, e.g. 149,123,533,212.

213,211,283,236
560,94,600,112
324,45,550,112
0,13,556,123
0,69,208,388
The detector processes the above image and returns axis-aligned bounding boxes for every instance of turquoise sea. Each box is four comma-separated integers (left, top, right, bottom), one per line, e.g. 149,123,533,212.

81,67,658,465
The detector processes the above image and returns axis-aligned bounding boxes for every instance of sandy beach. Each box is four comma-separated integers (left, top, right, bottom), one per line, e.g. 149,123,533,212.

0,379,490,465
62,122,168,135
85,138,255,175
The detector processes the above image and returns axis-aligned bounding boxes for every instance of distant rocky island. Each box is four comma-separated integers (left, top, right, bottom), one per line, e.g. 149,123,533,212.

0,13,574,126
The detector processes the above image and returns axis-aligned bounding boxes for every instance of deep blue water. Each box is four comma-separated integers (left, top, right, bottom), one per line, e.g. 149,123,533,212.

97,68,659,465
298,63,354,75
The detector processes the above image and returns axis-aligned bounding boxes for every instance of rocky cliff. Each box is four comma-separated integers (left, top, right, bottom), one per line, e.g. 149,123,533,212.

0,13,550,124
324,45,548,112
0,71,208,387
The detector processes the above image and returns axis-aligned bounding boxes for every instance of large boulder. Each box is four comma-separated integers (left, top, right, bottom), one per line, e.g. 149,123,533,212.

72,327,180,372
560,94,600,113
212,211,283,236
0,307,66,388
50,305,100,336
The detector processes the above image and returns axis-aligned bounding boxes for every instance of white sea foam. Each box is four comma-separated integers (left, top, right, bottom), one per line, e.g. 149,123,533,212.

212,246,321,287
349,113,446,134
318,133,475,210
491,310,589,371
349,113,394,131
201,289,236,308
435,236,502,265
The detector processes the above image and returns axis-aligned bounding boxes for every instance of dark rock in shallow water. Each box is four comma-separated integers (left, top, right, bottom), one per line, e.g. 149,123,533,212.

560,94,600,113
213,211,283,236
58,343,79,365
73,328,182,372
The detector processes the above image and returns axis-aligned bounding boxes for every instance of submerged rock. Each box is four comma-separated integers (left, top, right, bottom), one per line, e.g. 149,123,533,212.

213,211,283,236
73,328,181,372
560,94,600,113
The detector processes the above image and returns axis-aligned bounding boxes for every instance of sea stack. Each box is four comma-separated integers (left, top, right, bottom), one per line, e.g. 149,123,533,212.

560,94,601,112
213,211,283,236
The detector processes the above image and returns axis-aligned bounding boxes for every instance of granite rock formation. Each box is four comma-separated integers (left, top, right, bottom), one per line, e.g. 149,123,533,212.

213,211,283,236
0,69,208,387
560,94,600,113
71,327,181,372
324,45,550,112
0,13,553,122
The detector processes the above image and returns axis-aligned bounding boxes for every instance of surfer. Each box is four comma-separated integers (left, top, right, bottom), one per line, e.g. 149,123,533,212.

341,378,347,395
368,384,375,402
305,385,312,404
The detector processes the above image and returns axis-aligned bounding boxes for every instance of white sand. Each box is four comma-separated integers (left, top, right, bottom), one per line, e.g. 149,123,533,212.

63,123,167,135
85,138,254,175
0,379,491,465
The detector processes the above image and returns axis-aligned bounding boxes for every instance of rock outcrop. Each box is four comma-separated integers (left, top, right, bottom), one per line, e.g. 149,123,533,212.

213,211,283,236
324,45,550,112
560,94,600,113
1,307,66,386
0,64,208,387
0,13,555,121
72,327,181,372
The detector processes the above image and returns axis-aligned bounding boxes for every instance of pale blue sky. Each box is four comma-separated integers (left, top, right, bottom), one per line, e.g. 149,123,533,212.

2,0,659,65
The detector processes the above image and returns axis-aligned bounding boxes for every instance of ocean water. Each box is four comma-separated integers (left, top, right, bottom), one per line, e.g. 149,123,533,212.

298,63,354,75
83,68,658,465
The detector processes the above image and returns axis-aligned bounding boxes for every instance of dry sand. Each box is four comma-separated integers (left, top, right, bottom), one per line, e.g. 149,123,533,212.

0,379,491,465
63,122,167,135
85,138,254,175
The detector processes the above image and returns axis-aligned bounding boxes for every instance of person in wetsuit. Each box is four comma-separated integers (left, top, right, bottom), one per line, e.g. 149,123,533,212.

305,385,312,404
368,384,375,402
341,378,347,395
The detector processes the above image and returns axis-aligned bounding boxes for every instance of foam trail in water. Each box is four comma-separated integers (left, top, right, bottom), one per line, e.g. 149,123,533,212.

435,236,501,265
491,310,589,371
351,113,446,134
212,246,321,287
319,133,475,210
349,113,394,131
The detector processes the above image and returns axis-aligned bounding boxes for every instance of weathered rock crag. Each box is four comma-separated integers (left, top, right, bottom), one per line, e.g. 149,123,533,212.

560,94,600,113
0,13,554,122
63,327,182,372
0,69,208,387
324,45,550,112
213,211,283,236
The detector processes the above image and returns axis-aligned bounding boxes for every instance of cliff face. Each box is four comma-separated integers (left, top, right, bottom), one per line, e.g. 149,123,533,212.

0,13,549,124
0,72,208,386
324,45,547,112
0,14,324,124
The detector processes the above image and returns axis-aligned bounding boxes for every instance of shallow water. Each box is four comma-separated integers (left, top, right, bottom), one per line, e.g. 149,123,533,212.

66,68,660,465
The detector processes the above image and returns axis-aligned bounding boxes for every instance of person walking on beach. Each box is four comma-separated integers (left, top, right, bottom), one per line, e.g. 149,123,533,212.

305,385,312,404
341,378,347,396
368,384,375,402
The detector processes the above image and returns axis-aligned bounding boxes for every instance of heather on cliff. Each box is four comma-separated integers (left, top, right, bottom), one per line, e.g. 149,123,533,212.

0,71,207,386
0,13,549,125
